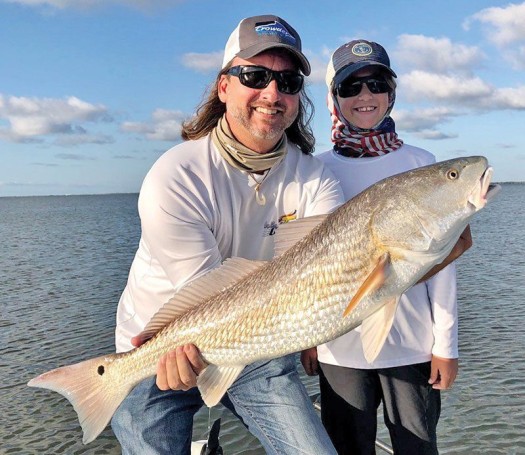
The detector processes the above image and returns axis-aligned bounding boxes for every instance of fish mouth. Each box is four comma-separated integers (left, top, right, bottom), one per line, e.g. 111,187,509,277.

468,166,501,210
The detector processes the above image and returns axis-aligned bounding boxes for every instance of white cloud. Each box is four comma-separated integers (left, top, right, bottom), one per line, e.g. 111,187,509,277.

491,86,525,109
394,107,456,132
399,71,493,105
393,34,485,74
463,2,525,69
399,71,525,111
0,94,110,143
181,52,223,73
464,2,525,46
394,107,458,140
122,108,185,141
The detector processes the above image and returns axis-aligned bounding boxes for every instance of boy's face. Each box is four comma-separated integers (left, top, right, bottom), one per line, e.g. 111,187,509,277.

336,68,390,130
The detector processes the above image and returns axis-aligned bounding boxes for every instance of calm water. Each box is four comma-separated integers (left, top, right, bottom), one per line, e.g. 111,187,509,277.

1,185,524,454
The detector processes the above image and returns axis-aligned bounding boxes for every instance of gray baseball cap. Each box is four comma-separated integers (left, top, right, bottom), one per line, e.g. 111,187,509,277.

222,15,311,75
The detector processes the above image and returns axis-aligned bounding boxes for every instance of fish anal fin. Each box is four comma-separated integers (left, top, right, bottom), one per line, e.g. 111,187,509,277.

343,252,391,317
361,297,400,363
197,364,245,407
138,258,267,342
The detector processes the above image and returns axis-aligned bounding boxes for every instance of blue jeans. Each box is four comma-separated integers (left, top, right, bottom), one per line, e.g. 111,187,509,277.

112,354,336,455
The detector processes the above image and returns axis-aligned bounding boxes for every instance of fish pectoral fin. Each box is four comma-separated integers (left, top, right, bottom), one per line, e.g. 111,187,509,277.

343,252,391,317
197,364,245,407
360,296,400,363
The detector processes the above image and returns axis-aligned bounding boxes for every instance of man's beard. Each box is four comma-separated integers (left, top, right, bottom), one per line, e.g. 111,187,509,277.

230,104,298,142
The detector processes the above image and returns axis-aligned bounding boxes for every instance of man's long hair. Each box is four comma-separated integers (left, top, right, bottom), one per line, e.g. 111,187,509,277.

181,65,316,154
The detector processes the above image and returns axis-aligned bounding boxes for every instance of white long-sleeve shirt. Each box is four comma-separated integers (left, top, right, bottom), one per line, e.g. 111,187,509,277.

115,135,344,353
316,145,458,369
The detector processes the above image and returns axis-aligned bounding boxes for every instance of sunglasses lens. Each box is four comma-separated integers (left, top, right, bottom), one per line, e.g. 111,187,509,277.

230,66,303,94
367,80,390,94
240,68,271,89
337,83,362,98
337,77,390,98
276,72,304,94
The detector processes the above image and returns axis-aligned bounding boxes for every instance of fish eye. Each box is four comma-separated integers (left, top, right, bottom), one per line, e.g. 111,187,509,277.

447,168,459,180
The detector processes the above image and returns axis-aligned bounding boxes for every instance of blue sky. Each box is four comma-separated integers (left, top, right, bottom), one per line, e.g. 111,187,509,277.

1,0,524,196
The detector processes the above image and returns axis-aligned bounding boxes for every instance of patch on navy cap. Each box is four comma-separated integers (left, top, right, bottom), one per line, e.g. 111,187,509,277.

351,42,373,57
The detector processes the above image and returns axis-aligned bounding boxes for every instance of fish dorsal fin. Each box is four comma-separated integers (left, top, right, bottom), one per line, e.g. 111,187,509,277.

361,296,400,363
197,364,245,407
136,258,267,344
273,214,328,257
343,252,391,317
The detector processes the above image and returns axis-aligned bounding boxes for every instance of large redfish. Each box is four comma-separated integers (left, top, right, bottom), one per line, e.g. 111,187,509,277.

28,156,499,444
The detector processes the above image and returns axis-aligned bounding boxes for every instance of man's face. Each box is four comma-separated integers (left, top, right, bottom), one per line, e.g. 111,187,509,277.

218,51,301,154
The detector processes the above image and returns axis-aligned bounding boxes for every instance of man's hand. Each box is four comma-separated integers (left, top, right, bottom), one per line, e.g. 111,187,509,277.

301,347,319,376
131,336,208,391
156,345,208,391
428,355,459,390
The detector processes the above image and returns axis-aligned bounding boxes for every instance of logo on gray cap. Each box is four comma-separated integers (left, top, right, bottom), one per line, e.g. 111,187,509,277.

255,21,296,45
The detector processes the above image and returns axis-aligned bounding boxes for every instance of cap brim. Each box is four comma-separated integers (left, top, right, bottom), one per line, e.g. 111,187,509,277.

236,43,311,76
333,62,397,85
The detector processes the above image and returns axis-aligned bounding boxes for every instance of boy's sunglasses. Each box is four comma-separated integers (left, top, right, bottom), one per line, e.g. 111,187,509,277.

336,76,391,98
226,65,304,95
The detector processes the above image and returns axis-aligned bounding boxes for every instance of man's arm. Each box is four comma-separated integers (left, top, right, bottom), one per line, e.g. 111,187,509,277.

132,166,221,390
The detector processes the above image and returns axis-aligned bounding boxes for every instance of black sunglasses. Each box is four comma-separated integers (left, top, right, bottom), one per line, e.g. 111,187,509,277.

336,75,391,98
227,65,304,95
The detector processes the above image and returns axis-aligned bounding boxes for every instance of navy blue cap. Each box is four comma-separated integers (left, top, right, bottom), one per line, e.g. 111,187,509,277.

327,40,397,87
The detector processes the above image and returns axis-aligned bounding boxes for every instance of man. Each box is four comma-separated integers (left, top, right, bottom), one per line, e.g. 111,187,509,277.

111,15,342,454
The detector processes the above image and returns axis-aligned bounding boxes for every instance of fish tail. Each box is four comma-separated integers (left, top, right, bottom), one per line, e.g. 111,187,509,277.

28,353,133,444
